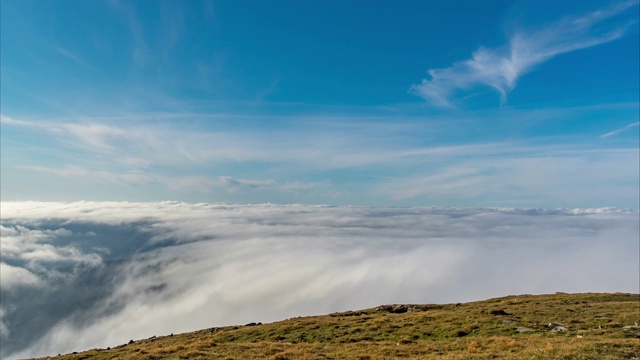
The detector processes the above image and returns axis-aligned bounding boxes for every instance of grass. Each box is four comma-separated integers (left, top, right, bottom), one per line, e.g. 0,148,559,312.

32,293,640,359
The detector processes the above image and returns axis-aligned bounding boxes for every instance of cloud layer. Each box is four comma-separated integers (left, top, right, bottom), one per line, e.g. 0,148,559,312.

3,109,639,208
1,201,638,359
411,1,639,107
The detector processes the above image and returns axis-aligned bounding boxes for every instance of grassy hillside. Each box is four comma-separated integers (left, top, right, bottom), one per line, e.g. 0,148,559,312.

34,293,639,359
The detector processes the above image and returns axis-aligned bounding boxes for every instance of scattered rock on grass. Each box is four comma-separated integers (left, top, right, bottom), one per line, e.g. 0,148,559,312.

551,326,568,332
377,305,408,314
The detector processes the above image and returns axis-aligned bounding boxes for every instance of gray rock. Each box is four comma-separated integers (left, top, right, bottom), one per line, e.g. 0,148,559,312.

551,326,568,332
490,309,511,316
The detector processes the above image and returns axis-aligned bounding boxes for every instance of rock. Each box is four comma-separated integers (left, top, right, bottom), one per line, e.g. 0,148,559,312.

392,306,408,314
128,339,134,344
489,309,511,316
623,325,640,338
456,330,469,337
342,311,364,316
551,326,568,332
245,322,258,326
396,338,414,345
515,327,536,333
377,305,408,314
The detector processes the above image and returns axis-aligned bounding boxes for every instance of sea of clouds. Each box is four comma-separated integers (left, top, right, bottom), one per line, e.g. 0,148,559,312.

1,201,638,359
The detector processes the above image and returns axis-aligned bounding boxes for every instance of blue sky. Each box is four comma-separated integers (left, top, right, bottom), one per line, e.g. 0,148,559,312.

1,0,638,208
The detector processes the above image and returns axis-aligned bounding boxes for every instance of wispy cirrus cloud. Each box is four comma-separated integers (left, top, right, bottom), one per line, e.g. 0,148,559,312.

600,121,640,138
378,148,639,207
106,0,148,67
411,1,639,107
0,114,33,127
20,165,153,186
165,175,274,193
167,176,337,198
48,44,93,68
19,164,328,198
2,108,637,207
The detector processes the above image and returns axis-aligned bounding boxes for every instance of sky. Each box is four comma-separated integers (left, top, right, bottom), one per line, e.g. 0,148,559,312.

1,0,638,208
1,2,640,358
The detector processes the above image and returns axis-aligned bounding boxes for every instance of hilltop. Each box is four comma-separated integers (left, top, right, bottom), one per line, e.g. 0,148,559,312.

33,293,639,360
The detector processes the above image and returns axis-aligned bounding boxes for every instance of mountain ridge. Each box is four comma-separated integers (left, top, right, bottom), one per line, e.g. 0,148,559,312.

28,292,640,359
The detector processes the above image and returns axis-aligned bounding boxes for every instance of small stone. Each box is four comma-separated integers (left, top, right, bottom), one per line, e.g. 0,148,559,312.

551,326,568,332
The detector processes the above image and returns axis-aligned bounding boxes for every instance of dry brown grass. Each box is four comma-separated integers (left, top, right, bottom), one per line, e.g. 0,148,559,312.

31,293,640,360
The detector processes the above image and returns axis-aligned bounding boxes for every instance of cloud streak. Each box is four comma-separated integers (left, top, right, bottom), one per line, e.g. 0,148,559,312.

1,201,638,359
20,165,153,186
600,121,640,138
2,110,638,207
411,1,639,107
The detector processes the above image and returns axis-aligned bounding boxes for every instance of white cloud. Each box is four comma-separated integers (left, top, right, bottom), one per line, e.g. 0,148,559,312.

2,110,638,207
0,263,42,290
165,175,275,194
0,225,101,267
0,307,9,339
1,201,638,359
0,114,33,127
165,175,330,196
20,165,153,186
49,44,93,68
60,123,127,150
378,148,639,207
411,1,638,107
600,121,640,138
